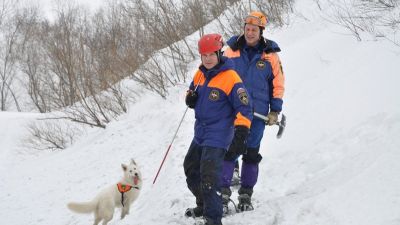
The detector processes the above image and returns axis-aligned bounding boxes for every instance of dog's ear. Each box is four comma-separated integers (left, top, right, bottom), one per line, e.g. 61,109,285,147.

121,164,127,171
130,158,137,165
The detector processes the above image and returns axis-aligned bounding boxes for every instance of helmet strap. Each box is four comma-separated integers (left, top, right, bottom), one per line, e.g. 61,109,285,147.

215,50,222,63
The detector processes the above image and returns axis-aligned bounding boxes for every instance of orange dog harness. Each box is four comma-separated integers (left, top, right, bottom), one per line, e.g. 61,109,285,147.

117,183,139,207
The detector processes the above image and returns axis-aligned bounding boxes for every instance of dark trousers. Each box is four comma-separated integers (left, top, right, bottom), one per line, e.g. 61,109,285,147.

184,140,225,224
221,118,266,189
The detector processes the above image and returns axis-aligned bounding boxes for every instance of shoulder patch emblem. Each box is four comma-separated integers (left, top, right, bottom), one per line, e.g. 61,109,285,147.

256,60,266,70
237,88,249,105
209,89,220,101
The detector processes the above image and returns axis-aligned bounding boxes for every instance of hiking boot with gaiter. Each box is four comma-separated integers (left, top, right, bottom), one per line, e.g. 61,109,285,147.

237,187,254,212
221,187,231,216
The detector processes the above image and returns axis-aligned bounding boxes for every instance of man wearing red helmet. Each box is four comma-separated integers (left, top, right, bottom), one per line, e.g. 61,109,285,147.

221,11,285,213
183,33,253,225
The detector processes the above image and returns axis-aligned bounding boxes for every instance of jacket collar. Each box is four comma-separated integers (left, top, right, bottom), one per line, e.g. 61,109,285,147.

226,35,281,53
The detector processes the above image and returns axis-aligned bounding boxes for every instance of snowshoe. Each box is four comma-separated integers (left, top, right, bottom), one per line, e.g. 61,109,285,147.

238,193,254,212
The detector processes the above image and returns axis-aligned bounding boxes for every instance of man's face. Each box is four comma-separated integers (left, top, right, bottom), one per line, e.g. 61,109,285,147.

244,23,261,47
201,52,219,69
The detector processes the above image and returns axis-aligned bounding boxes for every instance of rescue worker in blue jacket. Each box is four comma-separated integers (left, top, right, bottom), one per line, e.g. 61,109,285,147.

221,11,285,213
183,33,253,225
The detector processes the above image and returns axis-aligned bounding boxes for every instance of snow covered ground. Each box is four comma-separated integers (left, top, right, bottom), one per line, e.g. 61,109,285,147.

1,0,400,224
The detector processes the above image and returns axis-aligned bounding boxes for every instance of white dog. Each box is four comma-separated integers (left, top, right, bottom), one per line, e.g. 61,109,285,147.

67,159,142,225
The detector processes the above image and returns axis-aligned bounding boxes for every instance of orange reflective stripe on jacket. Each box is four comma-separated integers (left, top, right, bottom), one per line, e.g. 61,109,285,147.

207,69,251,129
207,69,241,96
224,47,241,58
234,112,251,128
193,70,206,87
262,52,285,99
188,57,253,149
191,67,253,129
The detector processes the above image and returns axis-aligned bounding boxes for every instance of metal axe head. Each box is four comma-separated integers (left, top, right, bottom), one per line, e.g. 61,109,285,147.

276,114,286,139
253,112,286,139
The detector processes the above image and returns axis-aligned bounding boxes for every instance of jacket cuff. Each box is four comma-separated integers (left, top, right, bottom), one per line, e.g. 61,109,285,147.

270,98,283,112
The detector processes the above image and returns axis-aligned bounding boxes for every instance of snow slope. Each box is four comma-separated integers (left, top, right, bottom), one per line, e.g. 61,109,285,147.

1,0,400,224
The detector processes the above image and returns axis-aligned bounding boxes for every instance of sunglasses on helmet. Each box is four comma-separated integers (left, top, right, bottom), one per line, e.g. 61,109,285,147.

245,15,264,27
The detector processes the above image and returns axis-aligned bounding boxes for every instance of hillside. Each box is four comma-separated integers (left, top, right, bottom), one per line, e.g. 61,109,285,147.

1,0,400,224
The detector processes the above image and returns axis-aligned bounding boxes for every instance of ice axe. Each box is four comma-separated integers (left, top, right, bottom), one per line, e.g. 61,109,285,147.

253,112,286,139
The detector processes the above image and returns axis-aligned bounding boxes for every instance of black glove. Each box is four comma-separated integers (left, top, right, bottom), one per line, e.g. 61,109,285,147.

185,90,198,109
224,126,249,161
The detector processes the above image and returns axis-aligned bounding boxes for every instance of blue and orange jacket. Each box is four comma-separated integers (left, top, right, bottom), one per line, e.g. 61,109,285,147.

224,35,285,116
188,56,253,150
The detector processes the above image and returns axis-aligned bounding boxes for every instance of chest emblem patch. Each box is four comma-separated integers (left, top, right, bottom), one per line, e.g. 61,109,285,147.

256,60,266,70
237,88,249,105
209,89,220,101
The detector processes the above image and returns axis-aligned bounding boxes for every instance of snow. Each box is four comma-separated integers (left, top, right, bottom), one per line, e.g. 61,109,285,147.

1,0,400,224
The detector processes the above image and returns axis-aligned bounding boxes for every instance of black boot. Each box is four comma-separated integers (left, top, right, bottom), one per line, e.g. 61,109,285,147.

238,187,254,212
185,205,203,218
221,187,231,216
185,189,203,218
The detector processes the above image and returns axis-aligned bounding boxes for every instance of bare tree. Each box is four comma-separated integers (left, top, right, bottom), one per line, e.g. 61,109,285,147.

16,6,52,112
119,0,247,95
183,0,206,37
11,0,296,150
254,0,294,26
15,3,134,127
0,0,22,111
215,1,249,37
321,0,400,46
41,5,129,128
24,119,84,150
214,0,294,38
8,0,295,115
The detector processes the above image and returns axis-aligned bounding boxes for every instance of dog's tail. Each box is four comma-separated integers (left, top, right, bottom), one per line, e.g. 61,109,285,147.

67,200,97,214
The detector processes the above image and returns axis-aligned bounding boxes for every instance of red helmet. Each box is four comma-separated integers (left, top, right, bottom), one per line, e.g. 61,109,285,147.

198,34,224,54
